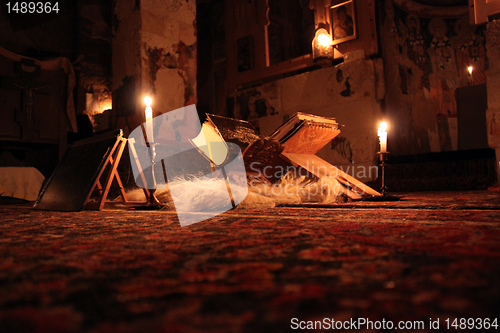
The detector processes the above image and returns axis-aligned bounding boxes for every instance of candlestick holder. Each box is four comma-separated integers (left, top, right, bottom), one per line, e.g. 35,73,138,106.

146,141,162,208
364,151,400,201
378,151,389,196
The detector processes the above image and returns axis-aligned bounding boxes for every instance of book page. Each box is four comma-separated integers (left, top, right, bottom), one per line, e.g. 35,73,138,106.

270,112,339,142
190,123,228,166
282,122,341,154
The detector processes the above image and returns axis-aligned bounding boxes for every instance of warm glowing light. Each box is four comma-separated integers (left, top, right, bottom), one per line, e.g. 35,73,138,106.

312,28,333,60
318,32,332,48
468,66,473,75
378,122,388,153
144,96,152,107
99,98,112,113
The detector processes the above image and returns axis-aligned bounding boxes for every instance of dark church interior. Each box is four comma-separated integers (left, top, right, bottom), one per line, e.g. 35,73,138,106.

1,0,500,332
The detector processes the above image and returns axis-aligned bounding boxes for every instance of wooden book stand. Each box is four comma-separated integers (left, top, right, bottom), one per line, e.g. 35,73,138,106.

34,130,148,211
83,132,129,210
85,136,152,210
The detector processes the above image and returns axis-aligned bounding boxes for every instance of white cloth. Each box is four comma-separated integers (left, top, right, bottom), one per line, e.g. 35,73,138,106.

0,167,45,201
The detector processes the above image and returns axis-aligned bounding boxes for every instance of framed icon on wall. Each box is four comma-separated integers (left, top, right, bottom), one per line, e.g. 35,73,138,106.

331,0,357,45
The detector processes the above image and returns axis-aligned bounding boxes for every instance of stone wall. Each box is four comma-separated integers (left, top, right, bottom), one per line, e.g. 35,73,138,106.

485,20,500,184
113,0,196,134
228,58,385,182
380,0,487,155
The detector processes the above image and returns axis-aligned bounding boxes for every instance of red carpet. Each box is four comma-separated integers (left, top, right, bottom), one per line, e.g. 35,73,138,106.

1,191,500,332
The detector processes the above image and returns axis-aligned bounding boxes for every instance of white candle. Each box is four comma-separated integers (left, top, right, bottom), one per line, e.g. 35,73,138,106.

144,96,154,142
378,122,388,153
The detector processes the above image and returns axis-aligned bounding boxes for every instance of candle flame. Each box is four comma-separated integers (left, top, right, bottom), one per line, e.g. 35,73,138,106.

468,66,473,75
144,96,152,107
378,122,388,153
378,122,388,135
318,32,332,48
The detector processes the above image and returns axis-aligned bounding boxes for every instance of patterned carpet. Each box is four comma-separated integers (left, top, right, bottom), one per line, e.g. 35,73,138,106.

1,191,500,332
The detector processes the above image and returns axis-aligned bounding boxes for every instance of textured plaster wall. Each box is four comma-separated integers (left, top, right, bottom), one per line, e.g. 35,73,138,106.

380,0,487,155
112,0,142,128
112,0,142,89
113,0,196,132
485,20,500,182
140,0,197,114
231,59,385,182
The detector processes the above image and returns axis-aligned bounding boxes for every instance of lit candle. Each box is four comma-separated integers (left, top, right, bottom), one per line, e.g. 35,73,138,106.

318,32,332,49
467,66,473,85
312,27,332,60
144,96,154,142
378,122,388,153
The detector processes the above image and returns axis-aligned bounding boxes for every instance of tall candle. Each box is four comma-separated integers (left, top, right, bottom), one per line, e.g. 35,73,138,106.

378,122,388,153
144,96,154,142
467,66,473,85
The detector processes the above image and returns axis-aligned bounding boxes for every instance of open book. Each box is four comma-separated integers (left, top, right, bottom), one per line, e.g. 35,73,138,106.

205,114,261,150
195,113,380,199
190,114,261,166
269,112,341,154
